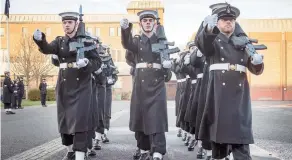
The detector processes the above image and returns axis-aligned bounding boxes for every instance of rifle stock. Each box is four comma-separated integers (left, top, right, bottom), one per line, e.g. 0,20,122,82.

151,16,180,63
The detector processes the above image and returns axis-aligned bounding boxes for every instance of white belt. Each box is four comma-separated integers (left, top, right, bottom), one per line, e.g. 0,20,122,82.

136,63,161,69
197,73,203,79
191,79,197,84
209,63,246,73
60,62,78,69
177,78,187,83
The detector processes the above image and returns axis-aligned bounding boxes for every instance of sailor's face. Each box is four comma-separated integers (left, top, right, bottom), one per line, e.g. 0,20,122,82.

62,20,77,34
140,18,155,32
217,17,235,34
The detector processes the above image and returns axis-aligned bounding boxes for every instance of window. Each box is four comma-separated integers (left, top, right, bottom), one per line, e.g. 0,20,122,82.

95,28,100,36
117,27,121,36
0,28,4,37
22,27,28,35
87,27,93,35
45,28,51,36
109,27,115,36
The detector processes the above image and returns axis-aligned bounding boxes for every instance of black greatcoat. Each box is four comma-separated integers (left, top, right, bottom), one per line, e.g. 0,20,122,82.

197,26,264,144
195,22,249,140
188,51,205,129
121,23,168,135
33,34,99,134
173,61,188,128
171,61,183,128
170,61,180,117
3,76,13,103
183,50,201,124
176,52,192,130
90,76,98,132
17,81,24,99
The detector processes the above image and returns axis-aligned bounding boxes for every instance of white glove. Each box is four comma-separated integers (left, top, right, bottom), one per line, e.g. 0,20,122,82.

175,56,181,63
120,18,129,30
197,50,203,57
203,14,218,33
52,55,59,60
94,68,102,75
33,29,42,41
107,77,114,84
184,55,191,65
14,91,17,93
251,54,264,65
162,60,173,69
76,58,89,68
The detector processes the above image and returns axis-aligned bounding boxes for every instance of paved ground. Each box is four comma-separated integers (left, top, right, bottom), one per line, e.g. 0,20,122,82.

1,101,291,160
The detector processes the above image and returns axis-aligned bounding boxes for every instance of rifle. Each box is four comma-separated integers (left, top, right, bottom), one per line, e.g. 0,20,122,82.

231,36,267,57
245,37,267,57
68,5,97,62
151,12,180,64
99,46,119,85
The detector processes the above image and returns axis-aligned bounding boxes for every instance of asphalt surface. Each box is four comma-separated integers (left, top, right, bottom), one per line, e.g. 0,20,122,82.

1,101,291,160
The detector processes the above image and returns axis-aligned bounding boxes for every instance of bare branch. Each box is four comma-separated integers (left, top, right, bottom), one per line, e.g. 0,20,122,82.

10,35,55,87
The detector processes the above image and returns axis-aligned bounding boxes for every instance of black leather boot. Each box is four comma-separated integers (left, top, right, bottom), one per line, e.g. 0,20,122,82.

93,139,101,150
187,139,197,151
133,148,141,160
197,147,207,159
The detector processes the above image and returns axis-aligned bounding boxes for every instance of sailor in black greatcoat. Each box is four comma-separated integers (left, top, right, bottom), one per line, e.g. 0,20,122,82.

39,78,47,107
33,11,100,160
182,41,204,151
120,10,172,160
17,77,24,109
193,3,250,159
100,46,119,143
197,4,264,160
2,71,15,115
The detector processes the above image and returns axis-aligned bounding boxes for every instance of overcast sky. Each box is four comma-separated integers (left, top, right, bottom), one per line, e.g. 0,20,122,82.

1,0,292,46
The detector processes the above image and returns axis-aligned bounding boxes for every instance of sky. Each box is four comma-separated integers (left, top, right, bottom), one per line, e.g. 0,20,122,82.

1,0,292,47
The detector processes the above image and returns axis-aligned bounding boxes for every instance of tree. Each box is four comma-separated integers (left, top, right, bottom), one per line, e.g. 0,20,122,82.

10,35,54,99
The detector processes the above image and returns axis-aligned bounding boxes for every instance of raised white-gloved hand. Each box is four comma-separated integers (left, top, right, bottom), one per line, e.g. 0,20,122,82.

184,54,191,65
107,77,114,84
203,14,218,33
251,54,264,65
52,55,59,60
162,60,173,69
33,29,42,41
76,58,89,69
120,18,129,30
197,49,203,57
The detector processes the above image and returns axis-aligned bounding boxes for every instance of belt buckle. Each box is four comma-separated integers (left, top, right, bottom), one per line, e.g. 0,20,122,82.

229,64,236,71
68,63,73,68
147,63,153,68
